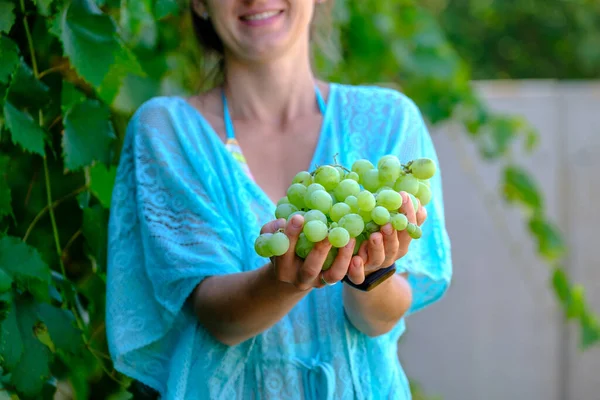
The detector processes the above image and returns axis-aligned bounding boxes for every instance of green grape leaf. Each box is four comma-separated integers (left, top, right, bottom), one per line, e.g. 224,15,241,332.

62,99,116,171
3,101,46,156
0,155,12,219
0,300,23,370
0,36,20,85
6,59,51,109
59,0,144,104
120,0,157,49
34,0,55,16
36,302,83,355
0,236,51,302
90,163,116,208
528,215,566,262
61,80,86,114
82,205,108,270
0,2,16,34
502,165,542,209
155,0,180,19
4,296,52,398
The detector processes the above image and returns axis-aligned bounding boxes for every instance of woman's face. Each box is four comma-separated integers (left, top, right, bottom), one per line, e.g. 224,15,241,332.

199,0,321,62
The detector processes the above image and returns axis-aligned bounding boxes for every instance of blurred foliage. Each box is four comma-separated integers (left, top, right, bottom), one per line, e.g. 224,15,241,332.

0,0,598,399
422,0,600,79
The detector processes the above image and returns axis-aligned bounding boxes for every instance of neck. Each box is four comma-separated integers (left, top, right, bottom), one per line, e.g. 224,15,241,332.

221,42,320,124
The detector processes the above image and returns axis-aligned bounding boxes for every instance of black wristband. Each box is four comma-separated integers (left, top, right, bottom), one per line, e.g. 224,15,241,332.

342,263,397,292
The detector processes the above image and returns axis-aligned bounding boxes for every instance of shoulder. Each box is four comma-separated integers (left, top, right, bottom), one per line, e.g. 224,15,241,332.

332,82,421,115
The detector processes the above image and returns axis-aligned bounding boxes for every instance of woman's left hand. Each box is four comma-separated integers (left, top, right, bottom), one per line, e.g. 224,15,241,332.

346,191,427,285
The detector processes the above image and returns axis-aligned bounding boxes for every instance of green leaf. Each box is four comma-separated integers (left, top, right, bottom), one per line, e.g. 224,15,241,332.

580,312,600,350
82,205,108,270
90,163,116,208
0,155,12,219
34,0,55,16
36,302,83,355
0,236,51,302
59,0,144,103
0,2,16,34
3,102,47,156
0,269,11,293
502,165,542,209
120,0,157,49
5,296,52,398
6,59,51,108
60,80,86,114
62,99,116,171
0,291,11,321
0,36,20,85
551,267,570,304
528,215,566,262
155,0,180,19
0,300,23,370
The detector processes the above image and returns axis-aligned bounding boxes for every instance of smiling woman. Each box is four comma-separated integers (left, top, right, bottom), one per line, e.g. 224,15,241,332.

105,1,452,399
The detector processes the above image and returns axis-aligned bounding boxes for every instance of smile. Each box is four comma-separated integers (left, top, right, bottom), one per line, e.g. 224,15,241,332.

240,10,283,22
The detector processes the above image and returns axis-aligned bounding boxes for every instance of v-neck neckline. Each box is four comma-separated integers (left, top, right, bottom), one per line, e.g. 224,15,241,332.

175,83,338,209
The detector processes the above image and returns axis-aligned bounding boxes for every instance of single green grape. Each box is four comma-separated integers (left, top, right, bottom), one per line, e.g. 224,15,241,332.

328,227,350,248
292,171,313,186
303,220,329,242
269,232,290,256
344,195,359,213
275,203,298,220
371,206,391,225
314,165,341,191
406,223,422,239
358,208,373,223
364,221,380,236
362,169,381,192
416,181,432,206
330,202,351,222
254,234,273,258
336,166,346,180
338,213,365,238
346,171,360,182
334,179,361,202
329,222,338,229
277,196,289,206
322,248,339,271
391,213,409,231
408,193,420,213
309,190,333,213
286,183,307,209
378,155,402,183
376,189,403,211
394,174,420,196
356,190,376,211
304,183,326,205
295,233,315,258
304,209,328,224
351,159,374,179
410,158,436,180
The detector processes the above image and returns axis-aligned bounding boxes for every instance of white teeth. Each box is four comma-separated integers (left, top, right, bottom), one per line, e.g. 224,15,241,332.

243,11,280,21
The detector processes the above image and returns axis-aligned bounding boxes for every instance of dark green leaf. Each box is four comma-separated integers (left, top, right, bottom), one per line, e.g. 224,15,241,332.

82,205,108,270
7,296,52,398
528,215,566,262
60,80,86,114
0,155,12,219
502,165,543,209
0,2,16,34
155,0,180,19
90,163,116,208
3,102,47,156
0,291,11,321
59,0,144,103
37,302,83,355
0,236,51,302
62,99,116,170
0,300,23,370
6,59,51,109
551,267,570,304
0,269,11,293
0,36,19,85
580,312,600,350
34,0,55,16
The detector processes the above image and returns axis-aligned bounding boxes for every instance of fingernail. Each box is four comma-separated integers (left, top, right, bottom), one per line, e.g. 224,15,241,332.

374,236,382,245
291,216,302,229
382,224,393,235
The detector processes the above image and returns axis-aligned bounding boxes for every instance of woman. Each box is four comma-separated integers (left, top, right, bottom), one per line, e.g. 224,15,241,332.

106,1,453,399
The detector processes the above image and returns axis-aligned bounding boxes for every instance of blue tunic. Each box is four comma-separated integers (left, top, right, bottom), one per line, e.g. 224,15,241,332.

106,82,453,399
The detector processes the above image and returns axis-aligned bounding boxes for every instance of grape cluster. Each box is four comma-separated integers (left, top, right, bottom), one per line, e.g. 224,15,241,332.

254,155,437,270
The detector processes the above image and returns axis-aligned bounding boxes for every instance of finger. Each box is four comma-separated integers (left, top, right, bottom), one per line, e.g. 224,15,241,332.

322,239,355,284
260,218,286,234
299,239,332,287
380,223,399,266
365,232,385,268
399,192,417,224
346,256,365,285
280,214,305,265
416,204,427,226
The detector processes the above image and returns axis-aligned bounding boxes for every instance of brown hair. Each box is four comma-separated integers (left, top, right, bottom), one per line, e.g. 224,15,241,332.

190,2,336,86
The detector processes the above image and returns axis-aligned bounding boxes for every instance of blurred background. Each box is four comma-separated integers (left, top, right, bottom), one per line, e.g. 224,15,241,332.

0,0,598,399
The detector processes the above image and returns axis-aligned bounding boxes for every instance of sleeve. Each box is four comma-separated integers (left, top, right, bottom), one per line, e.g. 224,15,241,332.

105,98,245,390
386,93,453,316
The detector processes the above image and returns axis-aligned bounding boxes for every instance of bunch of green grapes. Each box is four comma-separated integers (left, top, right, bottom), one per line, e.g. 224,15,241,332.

254,155,437,270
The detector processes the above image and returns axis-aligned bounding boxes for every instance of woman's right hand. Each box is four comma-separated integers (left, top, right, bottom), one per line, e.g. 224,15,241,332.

260,214,356,291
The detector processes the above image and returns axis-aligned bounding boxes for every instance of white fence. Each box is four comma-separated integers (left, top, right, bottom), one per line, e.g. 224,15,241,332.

398,81,600,400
